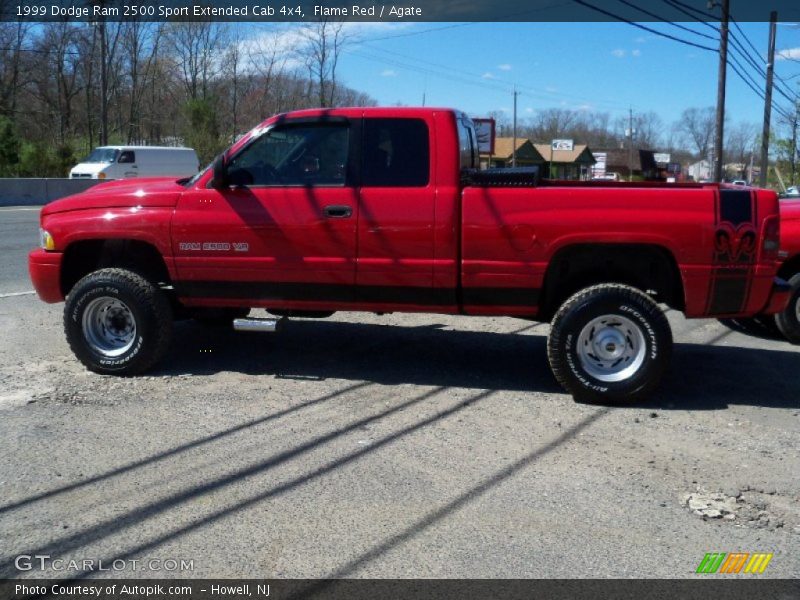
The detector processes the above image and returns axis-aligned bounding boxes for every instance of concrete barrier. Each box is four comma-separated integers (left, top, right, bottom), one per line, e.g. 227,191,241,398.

0,178,108,207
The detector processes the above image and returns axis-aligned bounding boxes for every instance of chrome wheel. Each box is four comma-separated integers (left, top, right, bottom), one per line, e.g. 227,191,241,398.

576,314,646,382
81,296,137,357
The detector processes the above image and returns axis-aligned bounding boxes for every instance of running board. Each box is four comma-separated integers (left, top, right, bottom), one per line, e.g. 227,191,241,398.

232,317,282,332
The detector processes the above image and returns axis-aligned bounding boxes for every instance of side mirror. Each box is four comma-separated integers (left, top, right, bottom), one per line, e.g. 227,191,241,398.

210,154,229,189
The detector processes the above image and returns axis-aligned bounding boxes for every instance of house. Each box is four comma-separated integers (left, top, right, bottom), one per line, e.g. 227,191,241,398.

481,138,545,168
533,144,596,180
688,160,712,182
481,138,596,180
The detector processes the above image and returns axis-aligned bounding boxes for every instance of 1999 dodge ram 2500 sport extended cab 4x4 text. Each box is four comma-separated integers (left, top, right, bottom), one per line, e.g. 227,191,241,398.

28,107,790,403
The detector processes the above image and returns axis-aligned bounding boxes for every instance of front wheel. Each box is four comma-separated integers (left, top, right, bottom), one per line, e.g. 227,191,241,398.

64,268,173,375
775,273,800,344
547,284,672,404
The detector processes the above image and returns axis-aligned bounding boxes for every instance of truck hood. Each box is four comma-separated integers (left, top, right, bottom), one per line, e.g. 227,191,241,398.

42,177,186,216
69,162,108,177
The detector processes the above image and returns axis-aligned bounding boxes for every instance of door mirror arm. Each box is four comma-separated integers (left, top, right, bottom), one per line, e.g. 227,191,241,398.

210,154,229,189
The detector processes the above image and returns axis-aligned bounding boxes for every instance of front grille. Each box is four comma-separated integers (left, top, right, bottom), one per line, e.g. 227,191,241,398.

71,173,92,178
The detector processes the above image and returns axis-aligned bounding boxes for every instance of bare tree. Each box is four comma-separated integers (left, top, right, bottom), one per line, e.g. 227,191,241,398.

167,22,226,101
299,19,346,107
677,107,716,159
725,121,759,178
0,22,30,115
123,22,163,143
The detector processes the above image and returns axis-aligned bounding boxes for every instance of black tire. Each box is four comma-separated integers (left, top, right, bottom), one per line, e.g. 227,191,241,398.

775,273,800,344
547,284,672,404
717,316,782,340
64,268,173,375
191,307,250,327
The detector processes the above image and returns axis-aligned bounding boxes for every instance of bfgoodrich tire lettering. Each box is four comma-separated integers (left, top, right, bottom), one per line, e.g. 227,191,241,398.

775,272,800,344
547,284,672,404
64,268,173,375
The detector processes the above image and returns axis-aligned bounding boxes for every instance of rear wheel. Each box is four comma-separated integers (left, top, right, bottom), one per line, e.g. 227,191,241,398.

64,268,172,375
775,273,800,344
547,284,672,404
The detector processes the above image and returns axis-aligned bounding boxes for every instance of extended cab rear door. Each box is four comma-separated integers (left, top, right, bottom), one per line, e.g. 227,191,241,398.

356,114,451,307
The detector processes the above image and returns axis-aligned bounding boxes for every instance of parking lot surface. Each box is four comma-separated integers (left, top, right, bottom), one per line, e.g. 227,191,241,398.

1,207,798,579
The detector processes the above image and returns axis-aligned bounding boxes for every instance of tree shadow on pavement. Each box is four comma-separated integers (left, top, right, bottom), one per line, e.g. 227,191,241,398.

159,319,800,410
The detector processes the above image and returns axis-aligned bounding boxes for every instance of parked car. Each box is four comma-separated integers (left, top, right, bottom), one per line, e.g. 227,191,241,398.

29,107,789,404
731,179,748,186
592,172,621,182
784,186,800,198
69,146,199,180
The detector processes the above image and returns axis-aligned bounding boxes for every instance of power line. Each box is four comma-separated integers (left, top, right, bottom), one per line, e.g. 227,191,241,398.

577,0,796,124
614,0,716,41
572,0,718,52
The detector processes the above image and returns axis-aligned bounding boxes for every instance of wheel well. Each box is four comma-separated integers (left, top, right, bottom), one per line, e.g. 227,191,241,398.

777,254,800,281
61,239,171,297
539,244,684,319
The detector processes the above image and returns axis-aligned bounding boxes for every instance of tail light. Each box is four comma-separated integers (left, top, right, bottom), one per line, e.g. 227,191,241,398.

760,214,780,262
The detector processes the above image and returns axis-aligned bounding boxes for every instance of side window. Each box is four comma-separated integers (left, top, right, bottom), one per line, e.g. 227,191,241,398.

118,150,135,164
362,118,429,187
228,123,349,186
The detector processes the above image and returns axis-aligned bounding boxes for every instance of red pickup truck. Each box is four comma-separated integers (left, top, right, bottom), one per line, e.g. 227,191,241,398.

28,107,789,403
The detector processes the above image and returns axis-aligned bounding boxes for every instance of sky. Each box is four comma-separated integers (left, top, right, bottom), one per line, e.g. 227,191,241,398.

253,20,800,129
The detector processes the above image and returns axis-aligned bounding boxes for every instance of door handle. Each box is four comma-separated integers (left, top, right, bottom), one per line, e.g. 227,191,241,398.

323,205,352,218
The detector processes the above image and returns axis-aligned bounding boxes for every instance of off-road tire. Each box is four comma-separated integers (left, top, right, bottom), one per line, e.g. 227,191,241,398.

64,268,173,375
547,283,672,404
775,273,800,344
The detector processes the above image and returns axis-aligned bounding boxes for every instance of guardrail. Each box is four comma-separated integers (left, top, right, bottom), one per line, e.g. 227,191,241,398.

0,178,108,207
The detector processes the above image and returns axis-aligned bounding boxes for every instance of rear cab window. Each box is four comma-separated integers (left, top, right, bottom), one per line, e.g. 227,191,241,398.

362,118,429,187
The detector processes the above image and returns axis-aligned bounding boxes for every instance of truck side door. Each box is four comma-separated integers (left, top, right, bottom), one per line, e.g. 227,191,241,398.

356,116,444,306
172,119,358,305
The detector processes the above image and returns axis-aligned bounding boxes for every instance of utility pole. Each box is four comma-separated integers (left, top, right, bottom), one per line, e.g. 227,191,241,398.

511,87,519,168
627,106,634,182
759,11,778,188
99,18,108,146
790,102,799,186
713,0,730,182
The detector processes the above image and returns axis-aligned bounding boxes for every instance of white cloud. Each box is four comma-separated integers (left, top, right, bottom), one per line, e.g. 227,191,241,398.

777,47,800,60
545,85,558,93
497,64,512,71
525,107,534,114
632,49,641,57
611,49,626,58
634,36,646,43
482,72,496,79
381,69,396,77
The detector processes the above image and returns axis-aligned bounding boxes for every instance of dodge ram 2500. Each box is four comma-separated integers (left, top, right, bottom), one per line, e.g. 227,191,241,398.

29,107,790,403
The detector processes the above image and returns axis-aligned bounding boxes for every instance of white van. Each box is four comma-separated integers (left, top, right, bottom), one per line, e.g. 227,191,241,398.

69,146,199,180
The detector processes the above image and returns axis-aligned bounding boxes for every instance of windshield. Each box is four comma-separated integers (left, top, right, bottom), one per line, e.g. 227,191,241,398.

184,159,214,187
83,148,119,164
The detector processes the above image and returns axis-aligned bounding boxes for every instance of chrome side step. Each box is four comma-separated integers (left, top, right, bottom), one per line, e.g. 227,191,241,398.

232,317,282,332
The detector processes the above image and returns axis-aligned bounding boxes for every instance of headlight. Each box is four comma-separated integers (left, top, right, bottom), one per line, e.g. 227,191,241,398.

39,228,55,251
97,172,107,180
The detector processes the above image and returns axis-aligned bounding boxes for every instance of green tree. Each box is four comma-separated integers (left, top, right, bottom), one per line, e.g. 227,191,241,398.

0,116,21,176
182,98,223,165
